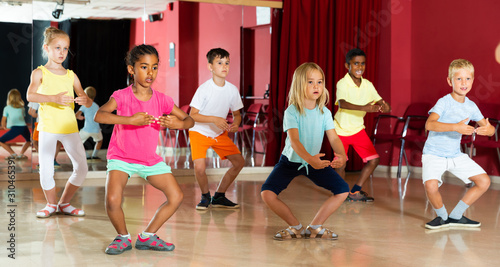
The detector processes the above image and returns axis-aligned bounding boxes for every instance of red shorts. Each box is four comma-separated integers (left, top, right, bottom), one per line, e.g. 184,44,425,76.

189,131,241,161
338,129,379,163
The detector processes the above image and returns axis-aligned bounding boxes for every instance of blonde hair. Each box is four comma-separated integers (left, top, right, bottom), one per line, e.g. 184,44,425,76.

84,86,96,100
7,89,24,109
448,59,474,80
288,62,329,115
42,27,69,57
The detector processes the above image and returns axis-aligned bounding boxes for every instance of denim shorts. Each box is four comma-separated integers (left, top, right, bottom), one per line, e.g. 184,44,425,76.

107,159,172,180
261,155,349,195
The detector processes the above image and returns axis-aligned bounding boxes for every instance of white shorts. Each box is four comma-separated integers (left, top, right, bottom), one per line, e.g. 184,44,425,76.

422,154,486,186
79,129,103,142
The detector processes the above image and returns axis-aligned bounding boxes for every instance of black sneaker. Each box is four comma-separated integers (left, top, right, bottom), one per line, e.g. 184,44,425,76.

448,216,481,228
196,196,211,210
346,191,374,202
425,216,450,230
211,196,240,209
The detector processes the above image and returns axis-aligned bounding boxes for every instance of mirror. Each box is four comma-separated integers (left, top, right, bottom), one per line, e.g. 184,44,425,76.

0,1,33,174
27,0,272,173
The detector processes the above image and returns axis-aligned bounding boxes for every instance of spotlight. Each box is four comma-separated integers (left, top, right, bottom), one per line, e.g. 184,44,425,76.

52,0,64,19
148,12,163,22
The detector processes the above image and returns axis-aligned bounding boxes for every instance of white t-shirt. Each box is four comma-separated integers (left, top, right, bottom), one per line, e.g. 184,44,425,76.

189,78,244,138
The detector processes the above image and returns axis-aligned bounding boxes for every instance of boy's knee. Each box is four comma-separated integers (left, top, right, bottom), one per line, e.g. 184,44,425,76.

232,155,245,169
368,157,380,166
472,174,491,190
424,180,439,193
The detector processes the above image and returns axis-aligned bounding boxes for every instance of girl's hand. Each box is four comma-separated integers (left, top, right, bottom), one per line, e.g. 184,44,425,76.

309,153,331,170
76,113,84,120
330,152,346,168
74,95,88,106
213,117,230,131
130,112,155,126
54,92,74,106
158,115,183,129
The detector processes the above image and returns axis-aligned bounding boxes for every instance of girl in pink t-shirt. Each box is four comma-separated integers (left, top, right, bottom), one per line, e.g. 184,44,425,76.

95,44,194,255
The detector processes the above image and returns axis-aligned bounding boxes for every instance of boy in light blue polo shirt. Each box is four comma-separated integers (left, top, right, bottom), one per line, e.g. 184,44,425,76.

423,59,495,230
76,86,103,160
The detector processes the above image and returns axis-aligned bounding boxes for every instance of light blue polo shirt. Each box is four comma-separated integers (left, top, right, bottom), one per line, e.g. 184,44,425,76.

282,105,335,166
423,94,483,158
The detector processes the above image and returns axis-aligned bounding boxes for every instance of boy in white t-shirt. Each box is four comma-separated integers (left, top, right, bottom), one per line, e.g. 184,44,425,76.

189,48,245,210
423,59,494,230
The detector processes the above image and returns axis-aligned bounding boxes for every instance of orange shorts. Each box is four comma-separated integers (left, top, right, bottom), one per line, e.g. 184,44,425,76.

33,122,39,141
189,131,241,161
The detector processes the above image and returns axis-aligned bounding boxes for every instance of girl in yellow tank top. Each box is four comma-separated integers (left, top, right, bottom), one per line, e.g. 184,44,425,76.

26,27,92,218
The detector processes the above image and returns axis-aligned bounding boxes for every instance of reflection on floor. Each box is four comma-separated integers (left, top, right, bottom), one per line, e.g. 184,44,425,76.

1,170,500,266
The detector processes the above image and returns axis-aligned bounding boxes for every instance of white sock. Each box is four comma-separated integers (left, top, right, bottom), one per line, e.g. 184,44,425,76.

119,233,131,239
140,231,155,238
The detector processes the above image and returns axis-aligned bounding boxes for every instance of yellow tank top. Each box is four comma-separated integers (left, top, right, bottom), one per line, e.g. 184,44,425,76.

37,66,79,134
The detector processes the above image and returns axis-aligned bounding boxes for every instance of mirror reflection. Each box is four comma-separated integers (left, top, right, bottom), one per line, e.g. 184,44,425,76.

0,0,272,175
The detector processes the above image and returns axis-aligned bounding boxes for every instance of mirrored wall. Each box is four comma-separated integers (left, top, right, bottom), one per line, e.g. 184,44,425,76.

24,0,272,173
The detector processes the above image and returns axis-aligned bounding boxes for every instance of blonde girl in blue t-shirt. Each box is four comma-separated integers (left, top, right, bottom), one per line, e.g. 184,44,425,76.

0,89,31,159
261,62,349,240
26,27,92,218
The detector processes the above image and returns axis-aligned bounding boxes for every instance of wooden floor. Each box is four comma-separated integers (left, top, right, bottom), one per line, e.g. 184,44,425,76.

1,164,500,266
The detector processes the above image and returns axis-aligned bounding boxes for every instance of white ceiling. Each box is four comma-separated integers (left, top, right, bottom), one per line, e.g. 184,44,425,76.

0,0,171,23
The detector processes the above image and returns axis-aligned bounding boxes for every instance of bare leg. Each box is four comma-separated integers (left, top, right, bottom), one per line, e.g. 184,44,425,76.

143,173,183,233
193,158,209,194
461,174,490,205
105,170,129,235
261,190,300,226
216,153,244,193
424,180,443,209
20,141,31,155
355,158,379,187
59,182,82,204
310,193,348,225
0,142,15,155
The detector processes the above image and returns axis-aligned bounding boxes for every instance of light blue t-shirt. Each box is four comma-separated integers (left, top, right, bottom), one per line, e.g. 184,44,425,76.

282,105,335,167
78,102,101,133
2,105,26,128
423,94,483,158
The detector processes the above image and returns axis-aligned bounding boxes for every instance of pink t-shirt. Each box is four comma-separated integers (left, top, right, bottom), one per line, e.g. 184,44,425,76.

107,86,174,166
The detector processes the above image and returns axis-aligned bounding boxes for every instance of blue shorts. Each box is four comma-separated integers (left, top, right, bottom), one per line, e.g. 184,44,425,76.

107,159,172,180
0,126,31,143
261,155,349,195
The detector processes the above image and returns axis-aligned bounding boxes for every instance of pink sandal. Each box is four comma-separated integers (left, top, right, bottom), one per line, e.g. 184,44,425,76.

58,203,85,217
36,204,57,218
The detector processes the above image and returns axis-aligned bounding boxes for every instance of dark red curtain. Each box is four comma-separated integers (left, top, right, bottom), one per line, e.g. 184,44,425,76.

266,0,382,171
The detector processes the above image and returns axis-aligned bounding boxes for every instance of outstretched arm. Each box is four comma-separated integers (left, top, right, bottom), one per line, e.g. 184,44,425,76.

94,97,155,126
73,74,92,108
325,129,346,168
425,112,475,135
338,99,381,113
27,69,73,105
475,118,495,137
189,106,230,131
288,128,330,170
158,105,195,129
